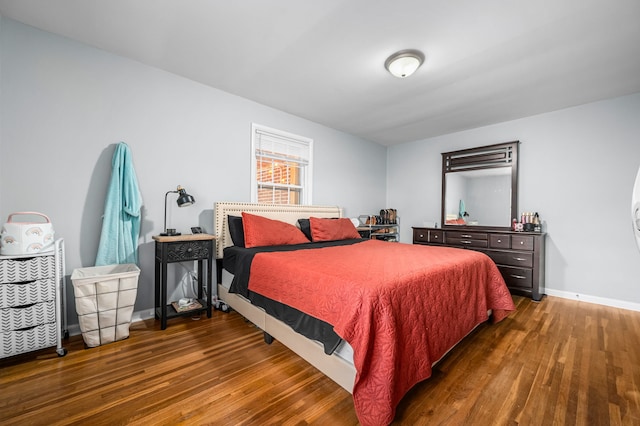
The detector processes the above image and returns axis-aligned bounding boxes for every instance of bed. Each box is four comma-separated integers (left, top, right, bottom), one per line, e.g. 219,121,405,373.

214,202,515,426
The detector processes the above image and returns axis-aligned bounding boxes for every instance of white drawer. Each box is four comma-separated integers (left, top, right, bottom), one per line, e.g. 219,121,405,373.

0,322,57,358
0,279,56,309
1,300,56,331
0,255,56,283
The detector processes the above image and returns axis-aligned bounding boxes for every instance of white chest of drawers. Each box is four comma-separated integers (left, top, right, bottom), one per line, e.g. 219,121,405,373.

0,239,67,358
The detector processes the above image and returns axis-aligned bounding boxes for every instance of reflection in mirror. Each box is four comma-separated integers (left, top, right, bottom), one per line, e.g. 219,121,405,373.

445,168,511,227
441,141,518,229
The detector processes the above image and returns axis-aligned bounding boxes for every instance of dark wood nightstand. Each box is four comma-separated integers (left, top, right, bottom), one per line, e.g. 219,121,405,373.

153,234,215,329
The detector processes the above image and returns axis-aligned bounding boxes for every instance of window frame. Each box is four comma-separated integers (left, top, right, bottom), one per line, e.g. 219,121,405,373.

250,123,313,205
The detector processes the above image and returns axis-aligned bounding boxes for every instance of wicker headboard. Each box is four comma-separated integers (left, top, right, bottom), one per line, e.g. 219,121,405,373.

214,202,343,259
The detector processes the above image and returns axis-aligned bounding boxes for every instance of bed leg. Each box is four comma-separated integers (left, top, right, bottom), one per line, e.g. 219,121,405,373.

263,332,274,345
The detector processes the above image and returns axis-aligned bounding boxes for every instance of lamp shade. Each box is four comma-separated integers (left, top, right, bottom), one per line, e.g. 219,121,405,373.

385,49,425,78
176,188,195,207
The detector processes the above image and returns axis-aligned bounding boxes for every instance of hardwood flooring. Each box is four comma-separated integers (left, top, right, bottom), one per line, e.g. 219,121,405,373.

1,295,639,425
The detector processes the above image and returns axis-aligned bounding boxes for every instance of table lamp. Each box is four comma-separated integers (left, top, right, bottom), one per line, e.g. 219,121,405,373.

161,185,195,236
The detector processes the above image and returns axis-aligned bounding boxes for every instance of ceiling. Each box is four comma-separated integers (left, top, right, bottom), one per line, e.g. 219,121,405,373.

1,0,639,146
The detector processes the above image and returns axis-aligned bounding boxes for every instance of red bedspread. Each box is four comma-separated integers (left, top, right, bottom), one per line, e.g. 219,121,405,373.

248,239,515,425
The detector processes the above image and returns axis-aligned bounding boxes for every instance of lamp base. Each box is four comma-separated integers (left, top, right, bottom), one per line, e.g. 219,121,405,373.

160,229,181,236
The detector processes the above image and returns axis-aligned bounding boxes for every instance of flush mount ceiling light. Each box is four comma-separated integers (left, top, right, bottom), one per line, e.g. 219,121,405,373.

384,49,425,78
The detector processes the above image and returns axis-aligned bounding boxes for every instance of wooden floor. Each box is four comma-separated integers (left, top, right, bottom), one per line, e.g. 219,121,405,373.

1,295,640,425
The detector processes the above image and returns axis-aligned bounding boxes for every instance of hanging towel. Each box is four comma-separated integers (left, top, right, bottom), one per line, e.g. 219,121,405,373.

95,142,143,266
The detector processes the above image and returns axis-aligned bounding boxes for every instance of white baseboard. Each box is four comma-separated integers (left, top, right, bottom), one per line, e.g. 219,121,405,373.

545,288,640,312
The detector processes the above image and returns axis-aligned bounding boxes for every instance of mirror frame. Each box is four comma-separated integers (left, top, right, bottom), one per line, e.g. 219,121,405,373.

441,141,519,230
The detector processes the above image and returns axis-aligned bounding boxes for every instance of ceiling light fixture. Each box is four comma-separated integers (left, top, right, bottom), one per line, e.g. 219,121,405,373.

384,49,425,78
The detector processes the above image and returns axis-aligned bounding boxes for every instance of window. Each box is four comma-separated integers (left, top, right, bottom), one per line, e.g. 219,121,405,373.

251,123,313,205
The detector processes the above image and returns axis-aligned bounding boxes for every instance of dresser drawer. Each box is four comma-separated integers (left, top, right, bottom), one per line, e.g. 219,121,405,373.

0,255,56,283
0,279,56,309
413,229,429,243
413,229,444,244
428,230,444,244
498,266,533,289
446,231,488,241
485,251,533,268
0,322,58,358
447,238,488,248
445,231,488,248
1,300,55,331
512,235,534,251
160,241,212,262
489,234,511,249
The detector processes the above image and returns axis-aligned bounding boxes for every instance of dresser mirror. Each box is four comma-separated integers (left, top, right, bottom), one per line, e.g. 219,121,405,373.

441,141,519,230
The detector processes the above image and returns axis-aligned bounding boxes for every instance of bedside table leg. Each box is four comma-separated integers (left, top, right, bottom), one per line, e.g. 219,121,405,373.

154,259,160,320
197,259,204,301
206,255,213,318
160,260,168,330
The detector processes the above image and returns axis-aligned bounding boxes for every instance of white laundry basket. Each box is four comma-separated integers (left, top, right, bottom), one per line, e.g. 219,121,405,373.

71,264,140,347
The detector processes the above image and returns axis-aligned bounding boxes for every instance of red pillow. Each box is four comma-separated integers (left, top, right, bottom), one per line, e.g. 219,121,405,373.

309,217,361,242
242,212,310,248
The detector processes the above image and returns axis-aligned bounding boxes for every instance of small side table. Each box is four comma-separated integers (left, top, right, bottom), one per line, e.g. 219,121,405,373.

153,234,215,329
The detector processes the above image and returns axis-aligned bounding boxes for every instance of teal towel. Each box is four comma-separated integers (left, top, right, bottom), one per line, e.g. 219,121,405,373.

95,142,143,266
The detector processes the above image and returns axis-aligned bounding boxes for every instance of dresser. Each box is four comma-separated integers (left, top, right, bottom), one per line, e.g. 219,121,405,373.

413,227,545,301
0,239,67,358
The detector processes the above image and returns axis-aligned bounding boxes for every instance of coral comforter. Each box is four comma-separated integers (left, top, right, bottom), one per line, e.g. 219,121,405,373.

248,239,515,425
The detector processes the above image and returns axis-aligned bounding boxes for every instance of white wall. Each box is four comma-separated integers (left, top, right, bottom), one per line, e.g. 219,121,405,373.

0,18,387,326
3,15,639,328
0,16,3,207
388,93,640,308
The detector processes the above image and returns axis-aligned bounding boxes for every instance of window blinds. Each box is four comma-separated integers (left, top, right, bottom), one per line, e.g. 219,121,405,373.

252,125,313,205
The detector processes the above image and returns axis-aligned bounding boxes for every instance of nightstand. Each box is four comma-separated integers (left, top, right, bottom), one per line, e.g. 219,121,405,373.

153,234,215,329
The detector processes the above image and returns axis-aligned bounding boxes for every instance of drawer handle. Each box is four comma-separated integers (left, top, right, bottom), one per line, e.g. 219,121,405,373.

513,257,527,261
461,234,472,238
433,235,438,239
11,257,36,262
510,274,527,279
496,239,502,243
15,324,39,332
461,240,472,244
10,303,37,309
187,247,193,253
419,234,424,238
519,241,524,245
